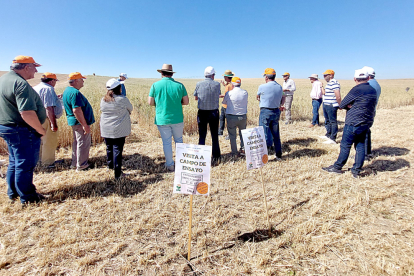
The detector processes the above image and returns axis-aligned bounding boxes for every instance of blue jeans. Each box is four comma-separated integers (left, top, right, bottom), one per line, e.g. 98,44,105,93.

323,104,339,141
104,137,126,179
334,124,370,174
259,108,282,158
0,125,41,203
157,122,184,167
311,99,322,125
219,106,226,134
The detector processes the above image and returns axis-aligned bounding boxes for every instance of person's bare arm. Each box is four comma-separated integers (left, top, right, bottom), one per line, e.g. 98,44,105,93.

334,89,341,105
20,110,46,136
280,95,286,111
73,107,90,134
148,96,155,106
194,96,199,101
46,106,58,132
256,95,260,101
321,85,325,95
181,95,189,105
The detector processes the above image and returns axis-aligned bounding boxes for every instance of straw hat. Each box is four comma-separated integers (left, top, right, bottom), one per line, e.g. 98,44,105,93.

157,64,175,73
222,70,234,77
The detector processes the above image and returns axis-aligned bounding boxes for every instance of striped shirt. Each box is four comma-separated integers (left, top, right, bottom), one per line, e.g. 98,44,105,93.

193,78,221,110
323,78,340,107
100,95,133,138
339,83,377,126
33,82,63,118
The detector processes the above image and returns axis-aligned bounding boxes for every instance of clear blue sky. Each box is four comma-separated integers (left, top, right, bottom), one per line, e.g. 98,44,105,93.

0,0,413,79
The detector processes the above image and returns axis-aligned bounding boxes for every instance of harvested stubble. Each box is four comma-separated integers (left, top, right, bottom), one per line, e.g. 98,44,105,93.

0,75,414,275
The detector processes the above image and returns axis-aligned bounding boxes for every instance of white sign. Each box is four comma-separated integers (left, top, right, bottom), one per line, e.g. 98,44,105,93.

241,126,268,170
173,143,212,195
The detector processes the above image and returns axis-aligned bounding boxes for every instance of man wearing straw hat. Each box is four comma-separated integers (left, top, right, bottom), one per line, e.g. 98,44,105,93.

281,72,296,124
148,64,189,171
63,72,95,171
308,74,323,127
0,55,46,204
194,66,222,163
33,73,63,168
218,70,234,138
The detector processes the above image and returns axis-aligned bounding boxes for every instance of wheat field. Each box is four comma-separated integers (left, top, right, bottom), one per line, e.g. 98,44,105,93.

0,74,413,275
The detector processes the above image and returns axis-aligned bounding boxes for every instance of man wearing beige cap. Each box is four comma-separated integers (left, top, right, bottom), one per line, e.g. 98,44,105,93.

33,73,63,168
0,56,46,204
148,64,189,171
308,74,323,127
218,70,234,137
63,72,95,171
282,72,296,124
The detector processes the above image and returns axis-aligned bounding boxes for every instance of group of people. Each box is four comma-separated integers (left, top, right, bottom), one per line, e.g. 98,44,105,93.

0,55,381,204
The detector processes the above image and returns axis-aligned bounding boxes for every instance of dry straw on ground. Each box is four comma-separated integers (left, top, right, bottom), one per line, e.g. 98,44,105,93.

0,74,413,275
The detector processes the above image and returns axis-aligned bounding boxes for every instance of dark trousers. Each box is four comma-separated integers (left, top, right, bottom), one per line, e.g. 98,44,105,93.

365,128,372,155
334,124,370,174
197,109,221,158
259,108,282,158
219,106,226,134
323,104,339,141
104,137,126,179
311,98,322,125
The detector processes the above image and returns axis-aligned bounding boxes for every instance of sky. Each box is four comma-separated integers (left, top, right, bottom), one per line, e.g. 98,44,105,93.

0,0,413,79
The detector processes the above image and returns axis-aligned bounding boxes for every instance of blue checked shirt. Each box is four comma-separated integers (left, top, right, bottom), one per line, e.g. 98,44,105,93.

193,78,221,110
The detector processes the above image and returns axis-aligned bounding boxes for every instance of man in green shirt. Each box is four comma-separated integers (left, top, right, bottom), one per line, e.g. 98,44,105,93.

148,64,189,171
62,72,95,171
0,55,46,204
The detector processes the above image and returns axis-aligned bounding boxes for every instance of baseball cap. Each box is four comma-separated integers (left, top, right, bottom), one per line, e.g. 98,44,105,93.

12,55,41,67
68,72,87,80
231,77,241,84
282,72,290,76
263,68,276,76
42,72,58,80
362,66,375,77
354,69,369,79
308,74,318,79
223,70,234,77
204,66,215,76
119,73,128,79
323,69,335,75
106,78,121,90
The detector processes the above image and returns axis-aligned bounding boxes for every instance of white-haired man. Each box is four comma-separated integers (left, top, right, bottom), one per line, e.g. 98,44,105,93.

282,72,296,124
118,73,128,96
194,66,222,162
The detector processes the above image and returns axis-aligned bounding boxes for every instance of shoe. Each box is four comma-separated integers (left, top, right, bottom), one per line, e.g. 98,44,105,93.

225,135,230,140
76,163,94,172
212,157,221,166
218,132,223,136
267,146,275,154
8,197,19,204
115,172,129,180
322,165,343,174
323,139,336,144
352,172,359,178
47,164,56,169
239,148,245,156
319,135,329,139
274,156,282,161
166,165,175,172
308,124,315,128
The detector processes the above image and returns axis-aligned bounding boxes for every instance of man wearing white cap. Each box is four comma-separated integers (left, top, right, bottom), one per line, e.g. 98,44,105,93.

194,66,222,163
322,69,377,178
118,73,128,96
362,66,381,159
308,74,323,127
282,72,296,124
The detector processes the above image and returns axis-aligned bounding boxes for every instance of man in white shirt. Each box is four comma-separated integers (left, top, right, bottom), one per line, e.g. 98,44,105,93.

282,72,296,124
222,77,248,156
33,72,63,167
308,74,323,127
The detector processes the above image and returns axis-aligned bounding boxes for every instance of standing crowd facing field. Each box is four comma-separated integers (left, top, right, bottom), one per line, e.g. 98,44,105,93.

0,55,380,204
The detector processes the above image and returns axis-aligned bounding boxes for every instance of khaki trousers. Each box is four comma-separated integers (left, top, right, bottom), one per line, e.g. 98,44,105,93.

40,118,59,166
71,125,91,170
284,95,294,122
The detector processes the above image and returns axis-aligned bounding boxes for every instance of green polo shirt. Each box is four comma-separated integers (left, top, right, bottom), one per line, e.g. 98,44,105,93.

62,86,95,126
0,71,46,126
149,77,187,125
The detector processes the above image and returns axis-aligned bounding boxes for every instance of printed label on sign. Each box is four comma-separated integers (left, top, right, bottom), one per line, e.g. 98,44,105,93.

241,126,268,170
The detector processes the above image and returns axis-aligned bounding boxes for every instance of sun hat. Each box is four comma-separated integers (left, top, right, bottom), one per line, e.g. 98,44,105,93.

354,69,369,79
362,66,375,77
263,68,276,76
323,69,335,75
223,70,234,77
119,73,128,79
231,77,241,84
106,78,121,90
204,66,215,76
157,64,175,73
12,55,41,67
42,72,58,80
68,72,86,80
308,74,318,79
282,72,290,76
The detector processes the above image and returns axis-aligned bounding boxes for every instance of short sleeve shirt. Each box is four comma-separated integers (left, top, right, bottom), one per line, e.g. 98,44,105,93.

257,81,284,108
323,79,340,107
33,82,63,118
62,86,95,126
0,71,46,126
149,77,188,125
193,78,221,110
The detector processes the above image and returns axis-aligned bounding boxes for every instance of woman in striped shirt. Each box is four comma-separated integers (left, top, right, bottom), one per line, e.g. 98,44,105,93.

100,79,133,179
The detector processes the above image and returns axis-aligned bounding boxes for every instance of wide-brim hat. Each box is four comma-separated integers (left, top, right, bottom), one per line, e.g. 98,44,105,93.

157,64,175,73
308,74,318,79
222,70,234,77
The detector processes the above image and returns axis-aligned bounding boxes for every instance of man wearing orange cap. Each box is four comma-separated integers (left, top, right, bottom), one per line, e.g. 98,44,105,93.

282,72,296,124
62,72,95,171
33,73,63,168
0,56,47,204
257,68,285,160
320,69,341,144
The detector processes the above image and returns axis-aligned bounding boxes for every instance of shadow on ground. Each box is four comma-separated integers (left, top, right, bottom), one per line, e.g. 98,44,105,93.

363,158,410,176
284,138,317,147
288,148,328,159
237,228,284,243
372,146,410,157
